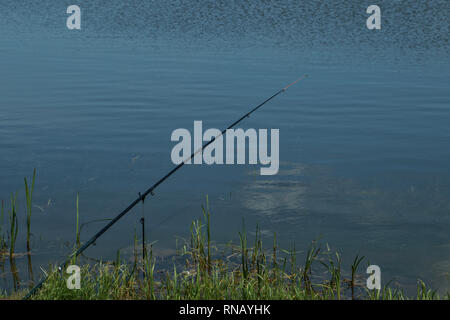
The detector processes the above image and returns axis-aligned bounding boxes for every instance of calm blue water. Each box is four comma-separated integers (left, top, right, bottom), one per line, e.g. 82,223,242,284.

1,1,449,295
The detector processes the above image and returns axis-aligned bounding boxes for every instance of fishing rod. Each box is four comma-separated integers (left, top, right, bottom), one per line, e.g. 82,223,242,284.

23,75,307,299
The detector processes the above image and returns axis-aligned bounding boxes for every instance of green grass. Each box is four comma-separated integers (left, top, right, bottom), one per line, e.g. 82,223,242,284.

2,209,446,300
24,169,36,252
0,172,448,300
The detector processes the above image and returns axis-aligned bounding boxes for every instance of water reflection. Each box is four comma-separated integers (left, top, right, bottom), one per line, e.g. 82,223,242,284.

239,161,450,291
27,251,34,288
9,256,20,292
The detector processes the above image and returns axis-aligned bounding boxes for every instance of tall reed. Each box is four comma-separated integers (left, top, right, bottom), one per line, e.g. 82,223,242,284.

302,242,320,293
24,168,36,252
238,219,249,281
8,193,18,257
12,205,446,300
75,193,80,249
321,252,342,299
0,200,5,254
350,254,364,299
201,195,211,273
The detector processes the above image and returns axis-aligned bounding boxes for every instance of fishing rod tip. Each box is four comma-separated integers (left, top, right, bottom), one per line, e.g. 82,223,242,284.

283,74,308,90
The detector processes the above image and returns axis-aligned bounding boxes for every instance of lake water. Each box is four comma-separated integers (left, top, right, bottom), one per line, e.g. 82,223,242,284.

1,1,449,295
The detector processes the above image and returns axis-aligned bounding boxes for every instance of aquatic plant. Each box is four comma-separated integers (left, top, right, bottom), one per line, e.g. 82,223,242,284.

24,168,36,252
0,200,6,254
75,193,80,249
301,241,320,293
8,193,18,257
320,251,343,299
19,227,446,300
0,190,446,300
350,254,365,299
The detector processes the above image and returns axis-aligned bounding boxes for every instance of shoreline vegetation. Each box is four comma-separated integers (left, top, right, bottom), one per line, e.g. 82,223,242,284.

1,171,448,300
